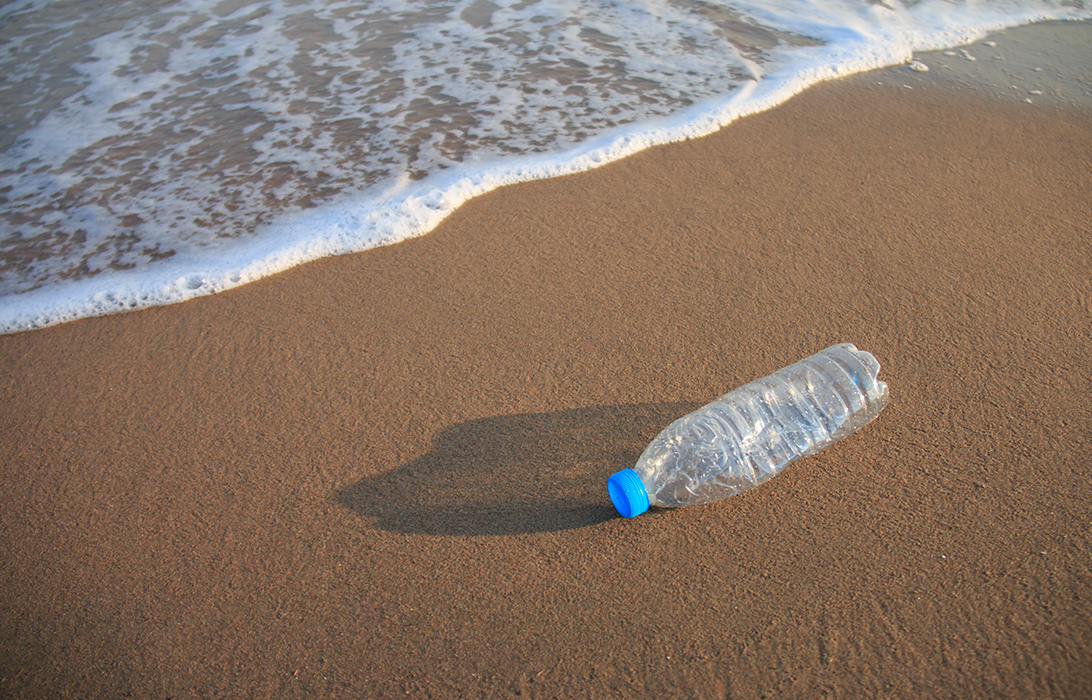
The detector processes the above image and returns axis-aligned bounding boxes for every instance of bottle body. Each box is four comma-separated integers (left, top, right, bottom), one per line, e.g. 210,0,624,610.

608,344,889,517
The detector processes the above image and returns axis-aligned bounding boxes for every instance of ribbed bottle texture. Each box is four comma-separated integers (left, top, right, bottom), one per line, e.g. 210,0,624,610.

617,344,888,514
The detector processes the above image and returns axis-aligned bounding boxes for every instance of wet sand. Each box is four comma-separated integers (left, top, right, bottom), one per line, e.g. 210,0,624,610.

2,22,1090,699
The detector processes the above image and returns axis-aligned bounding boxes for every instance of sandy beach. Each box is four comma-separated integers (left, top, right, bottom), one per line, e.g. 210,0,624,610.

2,22,1090,699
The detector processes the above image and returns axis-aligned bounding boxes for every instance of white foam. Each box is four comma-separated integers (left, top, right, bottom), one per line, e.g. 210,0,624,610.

1,0,1088,333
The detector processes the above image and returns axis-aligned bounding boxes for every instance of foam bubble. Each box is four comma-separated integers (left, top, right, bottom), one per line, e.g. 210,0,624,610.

1,0,1088,332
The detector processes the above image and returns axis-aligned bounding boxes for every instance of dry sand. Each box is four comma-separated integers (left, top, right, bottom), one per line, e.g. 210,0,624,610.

2,21,1090,700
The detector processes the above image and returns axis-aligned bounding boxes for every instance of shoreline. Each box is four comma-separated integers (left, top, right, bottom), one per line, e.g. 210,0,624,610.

3,19,1088,335
899,19,1092,108
2,22,1091,699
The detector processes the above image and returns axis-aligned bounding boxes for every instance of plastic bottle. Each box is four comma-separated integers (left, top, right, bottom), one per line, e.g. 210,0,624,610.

608,343,889,518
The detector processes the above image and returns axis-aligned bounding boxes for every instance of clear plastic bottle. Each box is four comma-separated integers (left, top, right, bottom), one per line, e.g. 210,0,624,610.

608,343,889,518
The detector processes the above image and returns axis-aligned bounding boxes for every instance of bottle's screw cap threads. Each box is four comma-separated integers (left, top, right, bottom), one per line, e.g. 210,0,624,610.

608,468,650,518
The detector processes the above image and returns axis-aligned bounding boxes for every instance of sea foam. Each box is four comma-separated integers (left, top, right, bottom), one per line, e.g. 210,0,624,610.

1,0,1088,332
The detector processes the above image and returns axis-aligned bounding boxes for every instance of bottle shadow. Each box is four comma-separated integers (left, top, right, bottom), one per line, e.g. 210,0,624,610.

334,402,699,536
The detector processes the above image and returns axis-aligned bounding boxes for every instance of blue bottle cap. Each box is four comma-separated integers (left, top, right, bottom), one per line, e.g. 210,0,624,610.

607,468,650,518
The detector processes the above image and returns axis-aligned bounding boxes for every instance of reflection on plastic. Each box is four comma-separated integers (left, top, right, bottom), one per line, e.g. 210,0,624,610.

609,344,889,518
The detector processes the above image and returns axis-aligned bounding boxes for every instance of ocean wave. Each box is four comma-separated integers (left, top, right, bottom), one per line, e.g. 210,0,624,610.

1,0,1087,332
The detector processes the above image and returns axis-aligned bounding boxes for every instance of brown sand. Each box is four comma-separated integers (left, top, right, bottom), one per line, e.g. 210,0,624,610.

2,59,1091,698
